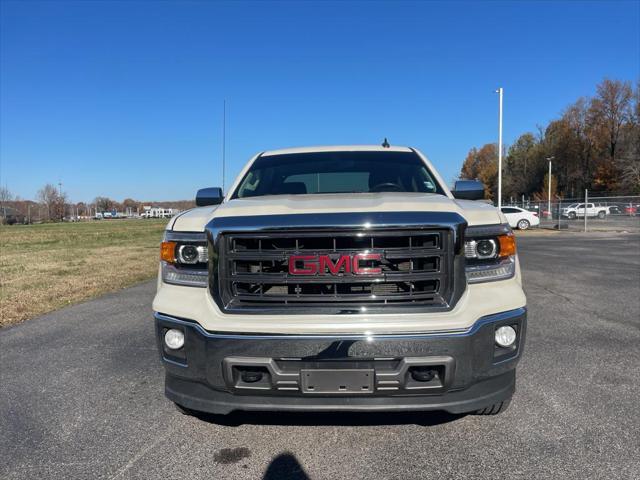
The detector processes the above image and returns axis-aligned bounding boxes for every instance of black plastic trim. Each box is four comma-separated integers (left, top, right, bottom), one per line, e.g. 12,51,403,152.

155,307,526,415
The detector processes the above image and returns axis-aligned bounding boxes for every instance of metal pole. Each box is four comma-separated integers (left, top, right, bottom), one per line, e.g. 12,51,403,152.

57,181,63,221
584,189,588,232
558,199,561,230
496,87,503,209
222,100,226,194
548,160,552,221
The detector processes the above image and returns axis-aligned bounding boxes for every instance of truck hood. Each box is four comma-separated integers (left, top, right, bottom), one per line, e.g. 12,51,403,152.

170,193,504,232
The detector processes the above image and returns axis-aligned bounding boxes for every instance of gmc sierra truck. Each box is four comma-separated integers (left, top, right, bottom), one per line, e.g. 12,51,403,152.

561,203,608,219
153,145,527,417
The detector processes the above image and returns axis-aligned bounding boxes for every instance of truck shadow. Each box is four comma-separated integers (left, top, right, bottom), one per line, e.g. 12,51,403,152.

263,452,310,480
190,409,465,427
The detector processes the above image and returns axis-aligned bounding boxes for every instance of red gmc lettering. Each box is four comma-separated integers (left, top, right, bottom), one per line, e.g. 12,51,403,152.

289,254,381,275
289,255,318,275
320,255,351,275
352,253,382,275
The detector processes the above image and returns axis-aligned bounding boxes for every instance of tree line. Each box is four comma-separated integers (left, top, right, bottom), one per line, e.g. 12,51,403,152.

460,78,639,202
0,185,195,224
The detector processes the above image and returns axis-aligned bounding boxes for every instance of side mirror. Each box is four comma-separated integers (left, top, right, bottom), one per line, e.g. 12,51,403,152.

196,187,223,206
452,180,485,201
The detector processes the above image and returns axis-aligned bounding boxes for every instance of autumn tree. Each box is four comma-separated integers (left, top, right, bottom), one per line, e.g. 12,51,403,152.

460,144,499,200
617,80,640,193
122,198,139,214
533,172,558,203
461,77,639,199
591,79,633,163
503,133,548,199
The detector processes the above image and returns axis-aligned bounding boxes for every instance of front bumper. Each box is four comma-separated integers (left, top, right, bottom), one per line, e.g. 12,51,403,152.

155,308,526,415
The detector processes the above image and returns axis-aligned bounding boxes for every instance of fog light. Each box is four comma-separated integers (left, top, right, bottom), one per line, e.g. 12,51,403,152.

495,325,517,347
164,329,185,350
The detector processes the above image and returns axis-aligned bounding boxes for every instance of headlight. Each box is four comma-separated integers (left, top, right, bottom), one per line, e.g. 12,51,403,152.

464,224,516,283
464,239,497,259
177,244,207,264
160,231,208,287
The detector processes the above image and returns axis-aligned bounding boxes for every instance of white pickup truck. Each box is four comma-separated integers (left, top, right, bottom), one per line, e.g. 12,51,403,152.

562,203,608,219
153,145,526,418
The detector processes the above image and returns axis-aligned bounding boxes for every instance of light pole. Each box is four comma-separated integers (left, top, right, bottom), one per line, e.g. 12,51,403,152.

546,156,554,219
222,99,226,194
58,181,63,221
495,88,503,209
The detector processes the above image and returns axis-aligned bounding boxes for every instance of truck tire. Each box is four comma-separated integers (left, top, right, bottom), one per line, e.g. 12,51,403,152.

597,211,605,219
568,212,576,219
473,398,511,415
517,219,530,230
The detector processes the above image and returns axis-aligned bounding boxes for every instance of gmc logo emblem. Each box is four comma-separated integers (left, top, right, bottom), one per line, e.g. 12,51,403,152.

289,254,382,276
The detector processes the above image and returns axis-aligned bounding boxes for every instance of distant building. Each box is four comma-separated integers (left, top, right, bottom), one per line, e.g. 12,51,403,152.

141,206,179,218
0,206,25,225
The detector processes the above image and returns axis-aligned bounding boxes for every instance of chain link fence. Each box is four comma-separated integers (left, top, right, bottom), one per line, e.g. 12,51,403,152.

503,194,640,232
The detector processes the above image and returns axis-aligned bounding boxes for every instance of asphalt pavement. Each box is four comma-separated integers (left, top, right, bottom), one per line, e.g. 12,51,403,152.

1,231,639,479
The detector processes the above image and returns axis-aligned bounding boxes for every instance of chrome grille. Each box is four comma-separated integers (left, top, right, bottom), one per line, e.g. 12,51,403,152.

215,229,454,311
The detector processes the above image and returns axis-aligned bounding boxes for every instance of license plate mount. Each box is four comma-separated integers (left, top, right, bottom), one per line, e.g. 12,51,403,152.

300,369,374,394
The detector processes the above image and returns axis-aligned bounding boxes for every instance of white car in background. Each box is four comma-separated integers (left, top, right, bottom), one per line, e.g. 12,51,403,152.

500,206,540,230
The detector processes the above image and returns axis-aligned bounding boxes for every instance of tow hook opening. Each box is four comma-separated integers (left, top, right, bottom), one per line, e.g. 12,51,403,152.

240,369,265,383
409,366,437,382
233,366,272,390
404,365,445,390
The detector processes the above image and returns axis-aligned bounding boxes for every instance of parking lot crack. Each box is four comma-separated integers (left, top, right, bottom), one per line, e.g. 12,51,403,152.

536,284,577,306
108,427,172,480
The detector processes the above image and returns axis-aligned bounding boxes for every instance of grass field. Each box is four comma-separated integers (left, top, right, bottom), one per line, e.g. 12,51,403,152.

0,219,167,327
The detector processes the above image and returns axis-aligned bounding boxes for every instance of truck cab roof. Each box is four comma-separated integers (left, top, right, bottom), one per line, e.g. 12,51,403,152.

261,145,413,156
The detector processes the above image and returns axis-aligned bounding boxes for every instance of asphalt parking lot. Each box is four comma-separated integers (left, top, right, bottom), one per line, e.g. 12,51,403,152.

1,232,639,479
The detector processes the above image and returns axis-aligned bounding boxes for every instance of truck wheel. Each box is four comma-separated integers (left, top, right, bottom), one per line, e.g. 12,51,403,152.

568,212,576,219
598,211,605,219
517,219,530,230
473,398,511,415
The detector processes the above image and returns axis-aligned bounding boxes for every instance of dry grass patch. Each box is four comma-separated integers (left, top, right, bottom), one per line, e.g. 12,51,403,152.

0,220,167,327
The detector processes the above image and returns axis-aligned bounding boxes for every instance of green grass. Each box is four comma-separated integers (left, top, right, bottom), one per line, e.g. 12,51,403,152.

0,219,168,327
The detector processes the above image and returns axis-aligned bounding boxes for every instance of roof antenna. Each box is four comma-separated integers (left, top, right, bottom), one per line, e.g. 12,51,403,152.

382,138,390,148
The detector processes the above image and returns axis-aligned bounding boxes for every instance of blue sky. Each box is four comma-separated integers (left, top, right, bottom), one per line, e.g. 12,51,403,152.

1,1,638,203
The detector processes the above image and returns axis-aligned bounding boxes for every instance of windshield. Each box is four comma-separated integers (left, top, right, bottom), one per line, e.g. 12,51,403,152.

233,151,445,198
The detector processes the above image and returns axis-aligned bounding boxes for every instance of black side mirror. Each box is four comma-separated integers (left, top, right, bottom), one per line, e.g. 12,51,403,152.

196,187,223,206
452,180,485,201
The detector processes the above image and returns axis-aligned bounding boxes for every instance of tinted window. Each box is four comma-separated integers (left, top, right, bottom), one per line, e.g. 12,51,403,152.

233,151,444,198
501,207,520,214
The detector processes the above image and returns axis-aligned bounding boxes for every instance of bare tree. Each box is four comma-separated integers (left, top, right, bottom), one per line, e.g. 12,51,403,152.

591,78,634,163
0,186,13,203
618,81,640,193
621,161,640,191
94,196,115,213
36,184,66,221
